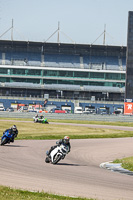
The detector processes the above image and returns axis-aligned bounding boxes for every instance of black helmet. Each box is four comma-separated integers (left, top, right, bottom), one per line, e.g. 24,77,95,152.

12,125,17,131
64,136,70,144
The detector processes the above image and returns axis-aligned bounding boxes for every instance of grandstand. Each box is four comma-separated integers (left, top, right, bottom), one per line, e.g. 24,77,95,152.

0,40,126,102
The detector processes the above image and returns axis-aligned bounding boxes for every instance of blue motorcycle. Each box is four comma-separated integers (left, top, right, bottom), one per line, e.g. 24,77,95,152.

1,130,14,145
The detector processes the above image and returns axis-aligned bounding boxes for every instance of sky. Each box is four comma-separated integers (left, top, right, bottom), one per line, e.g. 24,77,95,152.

0,0,133,46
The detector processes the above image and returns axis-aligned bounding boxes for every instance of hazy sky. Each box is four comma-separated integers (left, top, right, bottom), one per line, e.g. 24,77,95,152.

0,0,133,46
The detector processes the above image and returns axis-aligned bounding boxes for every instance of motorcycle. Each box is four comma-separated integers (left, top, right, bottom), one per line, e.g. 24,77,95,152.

1,130,14,145
33,117,49,124
45,144,69,164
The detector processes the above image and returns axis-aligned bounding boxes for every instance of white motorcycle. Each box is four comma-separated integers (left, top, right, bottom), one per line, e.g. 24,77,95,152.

45,144,69,164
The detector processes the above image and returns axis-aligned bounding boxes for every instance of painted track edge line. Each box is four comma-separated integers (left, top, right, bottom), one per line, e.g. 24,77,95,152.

100,161,133,176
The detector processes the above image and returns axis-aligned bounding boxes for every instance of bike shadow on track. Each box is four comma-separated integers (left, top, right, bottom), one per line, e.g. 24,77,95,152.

1,144,27,148
56,163,87,166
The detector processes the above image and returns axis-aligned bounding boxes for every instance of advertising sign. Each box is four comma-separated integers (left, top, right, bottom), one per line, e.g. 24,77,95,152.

124,102,133,115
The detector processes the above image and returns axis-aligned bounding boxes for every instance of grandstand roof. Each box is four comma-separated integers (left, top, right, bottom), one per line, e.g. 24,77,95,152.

0,39,126,56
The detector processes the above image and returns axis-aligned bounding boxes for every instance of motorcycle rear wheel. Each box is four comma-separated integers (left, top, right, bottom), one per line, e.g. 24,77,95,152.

45,157,50,163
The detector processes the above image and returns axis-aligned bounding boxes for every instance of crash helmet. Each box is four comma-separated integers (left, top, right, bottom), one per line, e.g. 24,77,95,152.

35,114,38,117
64,136,70,144
12,125,17,132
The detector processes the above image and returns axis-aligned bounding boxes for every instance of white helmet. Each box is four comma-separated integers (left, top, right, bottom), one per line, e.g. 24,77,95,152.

64,136,70,144
12,125,17,131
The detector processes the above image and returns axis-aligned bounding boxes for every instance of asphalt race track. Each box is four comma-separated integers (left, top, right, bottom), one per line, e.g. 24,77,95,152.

0,136,133,200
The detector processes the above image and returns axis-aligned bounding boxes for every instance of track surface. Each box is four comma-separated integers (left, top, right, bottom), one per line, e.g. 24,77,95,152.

0,137,133,200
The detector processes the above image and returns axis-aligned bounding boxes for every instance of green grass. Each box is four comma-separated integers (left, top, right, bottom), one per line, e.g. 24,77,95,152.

113,156,133,171
0,186,95,200
49,119,133,127
0,118,133,140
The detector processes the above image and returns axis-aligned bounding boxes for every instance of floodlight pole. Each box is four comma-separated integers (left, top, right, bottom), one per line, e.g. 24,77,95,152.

91,24,106,45
44,21,75,44
0,19,14,40
103,24,106,45
44,24,59,43
11,19,14,41
57,21,60,43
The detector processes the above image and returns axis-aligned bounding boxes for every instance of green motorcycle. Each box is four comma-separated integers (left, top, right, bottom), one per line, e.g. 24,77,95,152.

33,117,49,124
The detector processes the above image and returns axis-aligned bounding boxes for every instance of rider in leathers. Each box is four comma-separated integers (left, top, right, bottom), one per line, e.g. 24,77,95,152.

47,136,71,156
3,125,18,142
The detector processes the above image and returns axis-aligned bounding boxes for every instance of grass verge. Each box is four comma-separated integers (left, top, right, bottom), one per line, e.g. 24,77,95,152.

113,156,133,171
0,118,133,140
0,186,95,200
50,119,133,127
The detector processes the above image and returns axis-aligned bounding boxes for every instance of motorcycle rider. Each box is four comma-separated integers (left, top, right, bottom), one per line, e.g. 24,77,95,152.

39,114,44,119
3,125,18,142
35,114,38,118
34,114,39,122
46,136,71,157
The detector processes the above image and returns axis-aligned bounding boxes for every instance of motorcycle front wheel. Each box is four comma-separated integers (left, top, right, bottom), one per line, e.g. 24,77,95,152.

1,138,7,145
52,154,62,164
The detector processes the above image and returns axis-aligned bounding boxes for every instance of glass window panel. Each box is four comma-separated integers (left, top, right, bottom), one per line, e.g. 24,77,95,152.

74,71,89,78
105,73,121,80
90,72,104,79
26,79,40,83
27,69,41,76
0,77,10,82
58,71,73,77
11,78,27,82
44,70,58,76
11,69,25,75
121,74,125,80
44,79,57,84
0,68,8,74
58,80,74,84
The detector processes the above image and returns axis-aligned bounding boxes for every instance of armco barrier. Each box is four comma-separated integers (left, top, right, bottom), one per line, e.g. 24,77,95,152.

0,111,133,122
